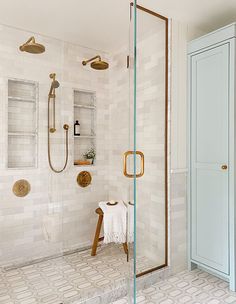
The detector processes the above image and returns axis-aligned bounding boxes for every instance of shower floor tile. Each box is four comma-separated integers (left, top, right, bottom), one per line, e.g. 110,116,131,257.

0,245,153,304
113,269,236,304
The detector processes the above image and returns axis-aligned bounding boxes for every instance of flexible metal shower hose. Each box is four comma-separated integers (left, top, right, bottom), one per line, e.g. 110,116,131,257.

47,95,69,173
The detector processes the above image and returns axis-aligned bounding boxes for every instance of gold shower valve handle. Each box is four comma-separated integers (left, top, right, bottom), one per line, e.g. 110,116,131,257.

221,164,228,170
123,151,144,178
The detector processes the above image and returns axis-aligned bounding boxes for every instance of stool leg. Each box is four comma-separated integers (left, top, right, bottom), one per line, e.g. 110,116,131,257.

91,214,103,256
123,242,128,255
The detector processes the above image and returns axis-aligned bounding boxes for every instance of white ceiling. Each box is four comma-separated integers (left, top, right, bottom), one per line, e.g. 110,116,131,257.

0,0,235,52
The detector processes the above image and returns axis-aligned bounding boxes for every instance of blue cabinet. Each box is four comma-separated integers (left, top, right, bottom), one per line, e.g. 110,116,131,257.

188,23,236,290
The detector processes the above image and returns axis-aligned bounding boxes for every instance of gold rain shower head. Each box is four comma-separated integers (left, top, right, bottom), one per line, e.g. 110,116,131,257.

19,36,45,54
82,55,109,70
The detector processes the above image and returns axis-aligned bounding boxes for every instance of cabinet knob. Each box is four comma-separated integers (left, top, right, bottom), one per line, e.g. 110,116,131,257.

221,165,228,170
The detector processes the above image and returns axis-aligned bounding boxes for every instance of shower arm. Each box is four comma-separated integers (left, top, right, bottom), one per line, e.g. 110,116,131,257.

82,55,101,66
25,36,35,44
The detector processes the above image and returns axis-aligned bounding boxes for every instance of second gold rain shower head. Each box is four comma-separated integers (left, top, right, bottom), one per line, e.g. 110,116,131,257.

19,36,45,54
82,55,109,70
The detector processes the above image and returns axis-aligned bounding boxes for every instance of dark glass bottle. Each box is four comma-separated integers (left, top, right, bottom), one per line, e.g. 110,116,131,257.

74,120,80,136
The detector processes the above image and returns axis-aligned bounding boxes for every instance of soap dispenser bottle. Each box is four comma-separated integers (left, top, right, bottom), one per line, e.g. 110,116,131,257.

74,120,80,136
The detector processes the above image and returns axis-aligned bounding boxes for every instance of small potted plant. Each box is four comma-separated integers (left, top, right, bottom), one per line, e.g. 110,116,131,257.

84,148,96,165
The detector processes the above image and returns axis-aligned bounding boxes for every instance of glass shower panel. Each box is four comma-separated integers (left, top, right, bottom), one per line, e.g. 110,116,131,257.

126,2,136,303
60,2,137,303
135,5,168,276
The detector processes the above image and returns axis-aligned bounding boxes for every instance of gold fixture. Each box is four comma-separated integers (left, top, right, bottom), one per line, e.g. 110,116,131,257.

123,151,145,178
221,164,228,170
13,180,31,197
82,55,109,70
19,36,45,54
48,73,69,173
77,171,92,187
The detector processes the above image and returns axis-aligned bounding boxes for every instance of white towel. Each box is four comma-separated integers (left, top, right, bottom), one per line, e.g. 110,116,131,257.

99,200,127,244
126,202,134,243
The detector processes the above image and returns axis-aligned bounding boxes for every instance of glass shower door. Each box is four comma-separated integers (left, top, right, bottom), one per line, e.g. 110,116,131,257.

125,1,137,303
58,2,137,303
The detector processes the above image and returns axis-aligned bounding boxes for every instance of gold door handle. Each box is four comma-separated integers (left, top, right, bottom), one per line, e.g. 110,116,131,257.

123,151,144,178
221,165,228,170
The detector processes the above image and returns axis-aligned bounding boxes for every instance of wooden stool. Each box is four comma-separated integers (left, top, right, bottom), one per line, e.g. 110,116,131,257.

91,207,128,256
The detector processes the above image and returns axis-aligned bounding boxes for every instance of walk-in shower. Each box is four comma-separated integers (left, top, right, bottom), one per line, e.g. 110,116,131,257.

0,2,169,304
48,73,69,173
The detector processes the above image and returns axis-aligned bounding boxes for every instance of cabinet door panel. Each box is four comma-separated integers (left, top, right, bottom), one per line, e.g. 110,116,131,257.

190,43,229,274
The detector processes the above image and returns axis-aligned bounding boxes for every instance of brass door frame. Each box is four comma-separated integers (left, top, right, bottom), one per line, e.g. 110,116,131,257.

130,3,169,278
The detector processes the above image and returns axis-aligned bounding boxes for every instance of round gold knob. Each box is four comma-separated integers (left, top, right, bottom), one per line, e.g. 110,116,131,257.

221,165,228,170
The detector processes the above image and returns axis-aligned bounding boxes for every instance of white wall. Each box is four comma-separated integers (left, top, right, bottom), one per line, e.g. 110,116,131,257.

169,20,206,273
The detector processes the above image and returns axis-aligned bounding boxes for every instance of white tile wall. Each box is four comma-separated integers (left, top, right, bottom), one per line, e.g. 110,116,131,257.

168,20,207,275
0,24,110,267
135,19,167,267
108,17,169,274
108,19,199,277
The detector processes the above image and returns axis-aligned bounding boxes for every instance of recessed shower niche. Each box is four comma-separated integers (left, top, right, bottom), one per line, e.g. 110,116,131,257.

73,89,96,166
7,79,38,169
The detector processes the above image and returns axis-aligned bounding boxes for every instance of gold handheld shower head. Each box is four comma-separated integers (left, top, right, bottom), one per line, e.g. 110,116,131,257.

82,55,109,70
19,36,45,54
48,73,60,98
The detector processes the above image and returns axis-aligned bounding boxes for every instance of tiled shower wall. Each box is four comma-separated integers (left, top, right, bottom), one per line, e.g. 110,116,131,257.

110,19,168,266
109,20,205,276
0,24,110,266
